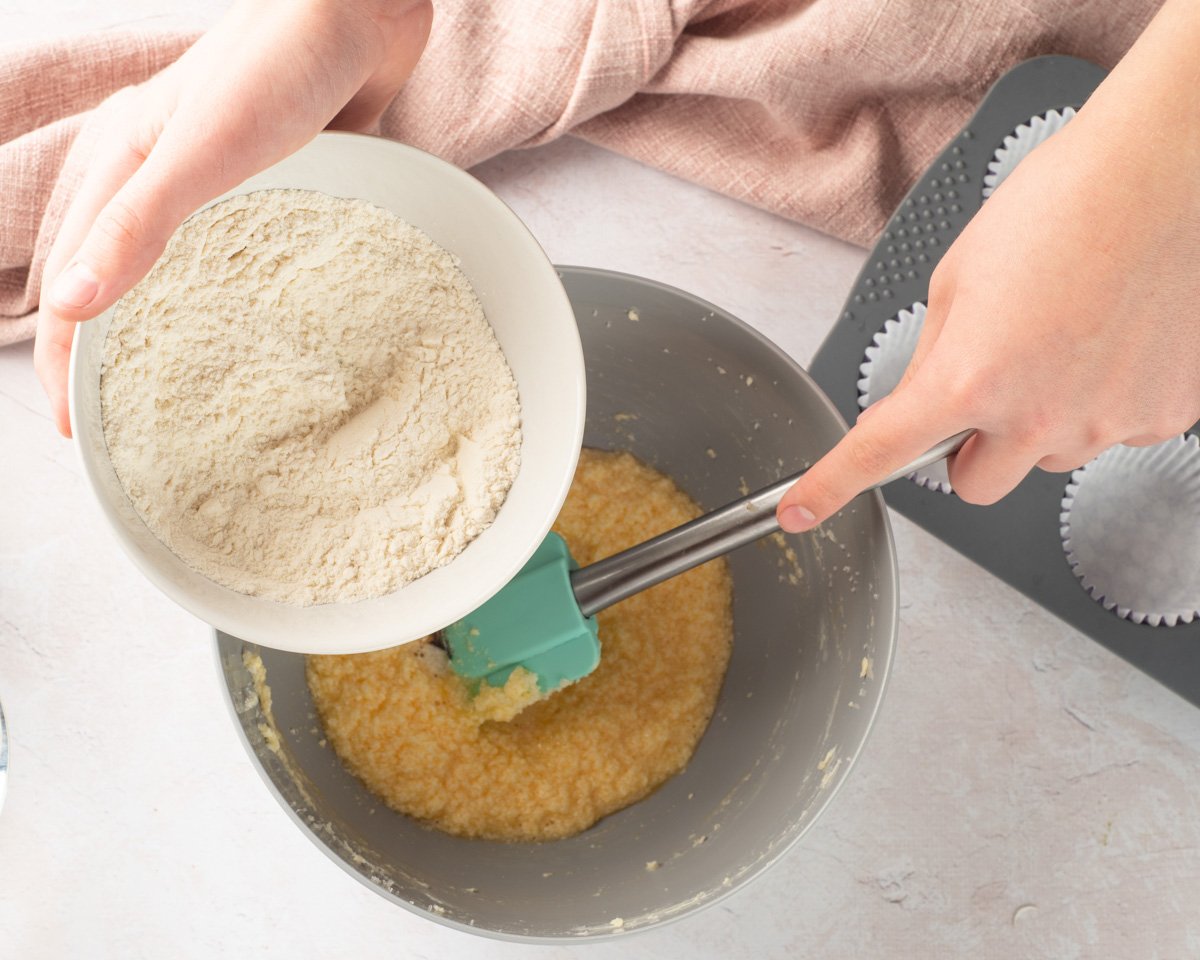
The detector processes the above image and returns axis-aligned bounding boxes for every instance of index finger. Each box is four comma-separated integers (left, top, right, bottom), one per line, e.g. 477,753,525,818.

776,378,967,532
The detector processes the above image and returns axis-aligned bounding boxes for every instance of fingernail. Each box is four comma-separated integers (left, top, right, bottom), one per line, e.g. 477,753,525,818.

779,504,818,533
52,262,99,310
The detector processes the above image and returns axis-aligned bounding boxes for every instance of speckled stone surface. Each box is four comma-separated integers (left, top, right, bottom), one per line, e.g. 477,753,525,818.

2,6,1199,958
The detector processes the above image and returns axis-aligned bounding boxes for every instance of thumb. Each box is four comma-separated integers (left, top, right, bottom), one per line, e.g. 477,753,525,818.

777,379,961,533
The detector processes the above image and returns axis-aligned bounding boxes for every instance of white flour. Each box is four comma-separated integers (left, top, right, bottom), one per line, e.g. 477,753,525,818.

100,189,521,605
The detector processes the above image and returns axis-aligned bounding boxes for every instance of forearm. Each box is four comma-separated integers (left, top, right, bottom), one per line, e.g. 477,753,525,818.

1081,0,1200,166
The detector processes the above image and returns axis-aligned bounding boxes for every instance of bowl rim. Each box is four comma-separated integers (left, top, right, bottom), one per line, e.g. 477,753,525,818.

67,131,587,655
211,265,900,943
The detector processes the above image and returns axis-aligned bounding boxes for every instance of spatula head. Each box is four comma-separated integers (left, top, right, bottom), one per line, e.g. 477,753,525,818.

443,532,601,693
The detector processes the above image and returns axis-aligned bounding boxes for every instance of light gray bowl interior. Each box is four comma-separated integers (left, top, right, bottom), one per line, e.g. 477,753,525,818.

214,267,898,942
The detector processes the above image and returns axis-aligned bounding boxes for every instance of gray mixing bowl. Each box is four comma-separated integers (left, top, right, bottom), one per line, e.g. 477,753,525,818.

214,266,898,942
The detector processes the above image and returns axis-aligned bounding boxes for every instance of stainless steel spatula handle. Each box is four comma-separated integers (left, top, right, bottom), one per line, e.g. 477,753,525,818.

570,430,973,617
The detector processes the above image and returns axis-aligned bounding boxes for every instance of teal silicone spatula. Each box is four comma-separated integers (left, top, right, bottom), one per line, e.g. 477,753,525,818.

444,431,971,694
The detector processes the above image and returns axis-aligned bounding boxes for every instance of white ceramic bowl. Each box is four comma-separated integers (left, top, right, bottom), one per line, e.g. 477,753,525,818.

69,132,585,654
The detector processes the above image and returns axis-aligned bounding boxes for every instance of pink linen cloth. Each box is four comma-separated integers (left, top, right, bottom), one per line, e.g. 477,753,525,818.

0,0,1162,347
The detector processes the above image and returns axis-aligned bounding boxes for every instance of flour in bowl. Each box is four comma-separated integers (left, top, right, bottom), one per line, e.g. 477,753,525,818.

100,188,521,605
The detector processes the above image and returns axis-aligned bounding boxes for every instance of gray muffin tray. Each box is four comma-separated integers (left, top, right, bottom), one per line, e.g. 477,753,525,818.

808,55,1200,705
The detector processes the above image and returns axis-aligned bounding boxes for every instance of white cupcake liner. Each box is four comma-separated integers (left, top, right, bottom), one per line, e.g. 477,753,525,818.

856,302,952,494
1060,435,1200,627
982,107,1076,200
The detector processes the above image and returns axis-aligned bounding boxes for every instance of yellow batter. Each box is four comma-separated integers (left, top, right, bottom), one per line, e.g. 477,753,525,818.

306,448,734,841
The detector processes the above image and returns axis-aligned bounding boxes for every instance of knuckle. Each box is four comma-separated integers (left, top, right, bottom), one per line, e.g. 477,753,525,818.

95,197,148,254
949,471,1001,506
846,430,893,478
1010,417,1051,450
941,367,986,417
1080,418,1115,450
1006,430,1043,453
928,263,954,304
122,128,153,166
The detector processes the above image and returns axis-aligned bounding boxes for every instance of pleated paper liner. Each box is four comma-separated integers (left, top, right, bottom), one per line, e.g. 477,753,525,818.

1061,435,1200,627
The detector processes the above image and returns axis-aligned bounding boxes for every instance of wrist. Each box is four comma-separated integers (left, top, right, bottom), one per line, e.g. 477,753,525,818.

1070,26,1200,225
1080,0,1200,161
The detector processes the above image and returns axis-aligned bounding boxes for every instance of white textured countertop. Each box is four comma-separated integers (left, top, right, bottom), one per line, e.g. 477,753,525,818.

3,6,1200,958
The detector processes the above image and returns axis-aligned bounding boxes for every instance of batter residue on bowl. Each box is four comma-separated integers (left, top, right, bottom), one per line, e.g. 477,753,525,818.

307,448,734,841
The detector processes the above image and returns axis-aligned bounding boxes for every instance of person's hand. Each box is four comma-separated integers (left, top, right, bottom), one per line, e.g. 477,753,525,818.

777,1,1200,533
34,0,433,437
